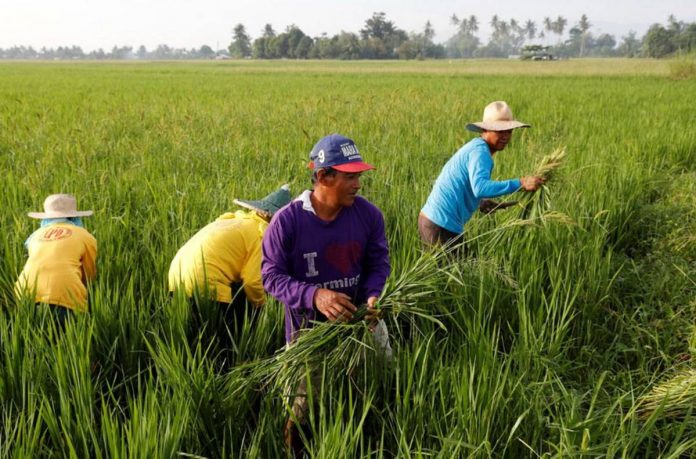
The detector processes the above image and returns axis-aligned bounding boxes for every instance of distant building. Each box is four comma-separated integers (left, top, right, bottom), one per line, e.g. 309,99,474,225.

520,45,556,61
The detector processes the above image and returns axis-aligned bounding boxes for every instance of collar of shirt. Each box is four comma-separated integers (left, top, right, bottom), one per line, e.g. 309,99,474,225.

296,190,316,215
41,217,84,228
217,210,268,236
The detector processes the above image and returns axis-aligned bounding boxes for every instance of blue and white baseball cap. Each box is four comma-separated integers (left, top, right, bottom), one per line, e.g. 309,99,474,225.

308,134,375,173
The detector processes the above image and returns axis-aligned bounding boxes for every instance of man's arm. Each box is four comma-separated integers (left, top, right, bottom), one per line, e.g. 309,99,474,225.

261,212,317,317
468,149,522,199
479,199,518,214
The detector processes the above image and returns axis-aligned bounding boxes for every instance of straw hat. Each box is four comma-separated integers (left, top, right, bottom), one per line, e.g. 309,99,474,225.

466,101,531,133
28,194,93,219
233,184,292,218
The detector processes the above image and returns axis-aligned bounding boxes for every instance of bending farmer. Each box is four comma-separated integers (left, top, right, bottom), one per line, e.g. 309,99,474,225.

15,194,97,326
419,101,544,251
168,185,291,344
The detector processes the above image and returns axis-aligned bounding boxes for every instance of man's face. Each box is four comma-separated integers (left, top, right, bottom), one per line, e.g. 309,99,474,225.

482,129,513,153
323,170,362,207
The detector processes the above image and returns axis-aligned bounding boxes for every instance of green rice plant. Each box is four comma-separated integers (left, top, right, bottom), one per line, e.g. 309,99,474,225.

146,331,241,455
98,384,191,458
0,398,48,457
668,53,696,80
0,60,694,456
38,315,101,457
519,147,567,221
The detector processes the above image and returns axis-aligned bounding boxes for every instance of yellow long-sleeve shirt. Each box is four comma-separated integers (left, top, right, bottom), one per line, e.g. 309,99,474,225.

168,210,268,306
15,223,98,312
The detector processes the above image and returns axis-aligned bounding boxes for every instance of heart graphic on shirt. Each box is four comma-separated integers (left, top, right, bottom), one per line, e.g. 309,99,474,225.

324,241,363,275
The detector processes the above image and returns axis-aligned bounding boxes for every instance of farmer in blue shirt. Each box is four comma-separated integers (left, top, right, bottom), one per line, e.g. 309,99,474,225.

420,101,544,250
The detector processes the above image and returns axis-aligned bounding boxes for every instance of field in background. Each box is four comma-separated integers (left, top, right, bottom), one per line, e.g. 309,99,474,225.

0,57,673,76
0,59,695,457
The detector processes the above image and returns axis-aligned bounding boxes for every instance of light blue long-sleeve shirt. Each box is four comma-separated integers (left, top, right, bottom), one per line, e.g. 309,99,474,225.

421,138,521,234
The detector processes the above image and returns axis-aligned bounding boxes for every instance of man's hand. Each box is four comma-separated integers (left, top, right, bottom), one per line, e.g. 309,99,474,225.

479,199,518,214
520,176,544,191
314,288,357,322
365,296,382,323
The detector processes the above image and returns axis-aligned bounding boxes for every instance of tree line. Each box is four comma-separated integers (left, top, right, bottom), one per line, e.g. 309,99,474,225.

0,44,219,60
1,13,694,60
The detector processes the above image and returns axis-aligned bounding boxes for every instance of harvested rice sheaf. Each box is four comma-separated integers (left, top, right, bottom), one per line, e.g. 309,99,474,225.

519,147,568,221
228,250,453,398
639,369,696,419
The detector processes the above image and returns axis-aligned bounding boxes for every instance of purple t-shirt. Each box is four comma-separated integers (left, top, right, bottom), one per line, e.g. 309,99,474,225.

262,192,390,343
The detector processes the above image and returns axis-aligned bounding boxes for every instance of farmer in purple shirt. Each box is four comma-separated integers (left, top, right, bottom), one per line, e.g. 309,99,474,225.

262,133,390,455
262,134,390,342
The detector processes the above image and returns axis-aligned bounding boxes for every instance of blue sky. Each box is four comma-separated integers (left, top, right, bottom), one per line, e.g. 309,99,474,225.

1,0,693,50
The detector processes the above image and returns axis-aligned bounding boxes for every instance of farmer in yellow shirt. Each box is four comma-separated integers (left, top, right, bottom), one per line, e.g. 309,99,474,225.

15,194,97,325
168,185,291,343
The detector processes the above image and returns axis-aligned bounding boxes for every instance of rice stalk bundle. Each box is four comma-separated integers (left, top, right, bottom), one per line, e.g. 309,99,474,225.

519,147,567,221
223,312,383,415
482,148,573,251
639,368,696,419
378,250,454,325
227,251,457,401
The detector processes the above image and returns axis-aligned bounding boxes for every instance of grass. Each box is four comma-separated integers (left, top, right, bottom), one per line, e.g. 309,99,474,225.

668,53,696,80
0,59,695,457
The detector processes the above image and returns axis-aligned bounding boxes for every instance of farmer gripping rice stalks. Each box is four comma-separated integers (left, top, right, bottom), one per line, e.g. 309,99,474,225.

168,185,291,348
472,146,574,256
15,194,97,328
261,134,391,457
518,147,568,221
419,101,544,255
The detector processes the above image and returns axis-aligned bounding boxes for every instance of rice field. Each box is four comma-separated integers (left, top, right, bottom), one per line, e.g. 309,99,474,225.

0,59,695,457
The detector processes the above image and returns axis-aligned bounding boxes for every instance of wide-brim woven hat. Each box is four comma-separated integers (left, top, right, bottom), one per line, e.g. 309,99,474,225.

28,194,93,219
466,101,531,132
234,184,292,217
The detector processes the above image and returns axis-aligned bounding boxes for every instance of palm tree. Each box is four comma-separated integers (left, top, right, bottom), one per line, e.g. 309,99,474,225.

490,15,500,33
578,14,591,56
468,15,479,33
553,16,567,44
525,20,537,41
543,17,553,46
459,17,470,34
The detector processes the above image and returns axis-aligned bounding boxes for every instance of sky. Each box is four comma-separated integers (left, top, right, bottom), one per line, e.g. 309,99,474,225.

1,0,694,51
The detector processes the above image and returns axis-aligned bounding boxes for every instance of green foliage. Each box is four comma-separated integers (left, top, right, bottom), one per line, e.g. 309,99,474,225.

5,15,696,61
644,24,677,58
229,24,252,59
0,60,694,457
